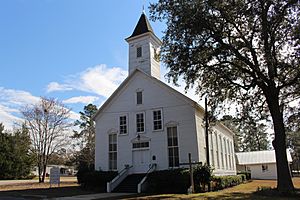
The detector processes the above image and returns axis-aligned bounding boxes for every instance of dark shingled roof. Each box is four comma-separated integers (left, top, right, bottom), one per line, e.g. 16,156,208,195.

128,13,153,39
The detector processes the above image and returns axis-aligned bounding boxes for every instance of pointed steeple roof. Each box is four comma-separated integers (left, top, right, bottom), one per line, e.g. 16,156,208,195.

127,13,154,39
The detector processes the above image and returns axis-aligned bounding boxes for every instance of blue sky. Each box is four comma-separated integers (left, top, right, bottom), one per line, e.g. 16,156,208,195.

0,0,201,129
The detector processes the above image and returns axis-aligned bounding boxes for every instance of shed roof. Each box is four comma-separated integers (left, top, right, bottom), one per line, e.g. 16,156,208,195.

236,150,292,165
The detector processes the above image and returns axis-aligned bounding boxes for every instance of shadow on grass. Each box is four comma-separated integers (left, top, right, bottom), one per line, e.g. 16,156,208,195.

0,185,94,199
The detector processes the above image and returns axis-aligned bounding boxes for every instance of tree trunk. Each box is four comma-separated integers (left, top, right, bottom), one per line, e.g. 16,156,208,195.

265,88,294,192
41,164,47,183
38,165,42,183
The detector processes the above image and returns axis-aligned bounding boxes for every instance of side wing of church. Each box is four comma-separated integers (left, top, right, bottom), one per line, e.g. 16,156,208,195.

94,13,236,176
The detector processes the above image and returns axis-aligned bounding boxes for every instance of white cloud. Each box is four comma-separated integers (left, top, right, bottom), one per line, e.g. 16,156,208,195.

0,104,23,130
47,82,73,93
46,64,128,98
63,96,99,104
69,111,81,121
0,87,39,106
0,87,40,129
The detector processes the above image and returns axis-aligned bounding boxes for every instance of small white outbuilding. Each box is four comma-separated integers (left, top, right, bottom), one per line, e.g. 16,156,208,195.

235,150,292,179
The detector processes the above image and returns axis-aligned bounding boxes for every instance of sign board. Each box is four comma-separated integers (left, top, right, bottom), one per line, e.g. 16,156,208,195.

50,167,60,187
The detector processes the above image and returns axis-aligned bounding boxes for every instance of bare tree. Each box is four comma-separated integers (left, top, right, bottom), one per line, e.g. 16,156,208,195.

21,97,72,183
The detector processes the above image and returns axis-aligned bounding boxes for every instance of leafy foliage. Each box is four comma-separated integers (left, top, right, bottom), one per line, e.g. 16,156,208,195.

147,169,190,193
212,175,244,190
221,115,269,152
193,164,213,192
0,123,35,179
286,111,300,170
77,170,117,191
150,0,299,192
72,104,97,171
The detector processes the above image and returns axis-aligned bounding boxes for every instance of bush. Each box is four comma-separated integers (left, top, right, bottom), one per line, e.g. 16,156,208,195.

212,175,244,190
147,169,190,193
237,171,251,180
77,170,117,191
193,164,213,192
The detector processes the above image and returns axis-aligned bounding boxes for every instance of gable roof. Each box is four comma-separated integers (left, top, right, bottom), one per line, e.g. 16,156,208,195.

236,150,292,165
92,69,235,137
93,69,204,120
127,13,154,39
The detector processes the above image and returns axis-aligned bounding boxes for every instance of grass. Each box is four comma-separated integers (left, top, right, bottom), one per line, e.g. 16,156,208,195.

0,177,299,199
125,177,300,200
0,177,96,199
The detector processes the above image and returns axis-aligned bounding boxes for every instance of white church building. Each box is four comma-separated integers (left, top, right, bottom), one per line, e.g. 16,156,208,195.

94,13,236,181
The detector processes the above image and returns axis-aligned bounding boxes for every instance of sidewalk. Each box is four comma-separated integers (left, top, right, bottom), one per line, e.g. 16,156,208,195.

51,193,135,200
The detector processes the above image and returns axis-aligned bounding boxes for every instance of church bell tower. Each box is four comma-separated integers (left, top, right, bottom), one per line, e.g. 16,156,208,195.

125,13,162,80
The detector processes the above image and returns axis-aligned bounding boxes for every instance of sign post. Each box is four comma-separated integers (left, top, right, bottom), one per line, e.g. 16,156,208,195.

50,167,60,188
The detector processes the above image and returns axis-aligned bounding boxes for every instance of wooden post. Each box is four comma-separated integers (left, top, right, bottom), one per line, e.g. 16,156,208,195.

189,153,195,193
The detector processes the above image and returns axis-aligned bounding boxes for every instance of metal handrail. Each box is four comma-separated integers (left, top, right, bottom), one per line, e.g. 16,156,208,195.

107,165,133,192
137,163,157,193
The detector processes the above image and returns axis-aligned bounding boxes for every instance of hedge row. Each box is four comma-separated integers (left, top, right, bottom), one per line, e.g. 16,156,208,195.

147,169,190,193
77,170,117,191
212,175,244,190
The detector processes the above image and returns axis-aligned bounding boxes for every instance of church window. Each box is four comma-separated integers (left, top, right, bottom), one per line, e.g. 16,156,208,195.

167,126,179,167
137,46,142,58
137,91,143,104
220,135,224,169
136,112,145,133
132,141,149,149
119,115,127,135
210,133,214,167
224,138,228,169
215,133,220,169
108,134,117,170
153,109,163,131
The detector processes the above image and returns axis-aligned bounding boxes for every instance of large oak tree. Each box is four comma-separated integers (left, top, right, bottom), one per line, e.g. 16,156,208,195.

150,0,299,192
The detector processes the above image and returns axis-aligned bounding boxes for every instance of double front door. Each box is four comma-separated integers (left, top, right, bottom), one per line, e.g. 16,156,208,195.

132,149,150,173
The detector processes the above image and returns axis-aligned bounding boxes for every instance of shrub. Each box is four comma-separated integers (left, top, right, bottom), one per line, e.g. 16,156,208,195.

147,169,190,193
77,170,117,191
212,175,244,190
237,171,251,180
193,164,213,192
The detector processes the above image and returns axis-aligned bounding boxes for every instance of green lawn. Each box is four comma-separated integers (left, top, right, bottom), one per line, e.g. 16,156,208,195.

125,178,300,200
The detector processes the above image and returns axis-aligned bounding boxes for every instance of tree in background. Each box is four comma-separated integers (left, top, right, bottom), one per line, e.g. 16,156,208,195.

150,0,299,192
0,123,35,179
221,115,269,152
286,109,300,172
21,97,71,183
72,104,97,171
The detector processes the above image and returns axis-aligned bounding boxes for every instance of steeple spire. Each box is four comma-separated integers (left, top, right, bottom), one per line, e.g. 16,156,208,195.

127,13,154,39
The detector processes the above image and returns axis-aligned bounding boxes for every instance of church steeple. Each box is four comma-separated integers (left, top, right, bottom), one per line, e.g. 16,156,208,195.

126,13,162,79
127,13,154,39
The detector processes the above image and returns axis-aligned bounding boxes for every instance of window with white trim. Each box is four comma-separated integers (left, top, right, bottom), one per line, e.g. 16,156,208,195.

137,46,142,58
220,135,224,169
153,109,163,131
215,133,220,169
137,91,143,105
262,164,268,172
132,141,149,149
136,113,145,133
167,126,179,167
108,134,117,170
210,133,214,166
119,115,127,135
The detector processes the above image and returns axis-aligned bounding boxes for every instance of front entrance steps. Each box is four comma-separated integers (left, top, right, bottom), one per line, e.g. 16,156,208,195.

113,173,146,193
